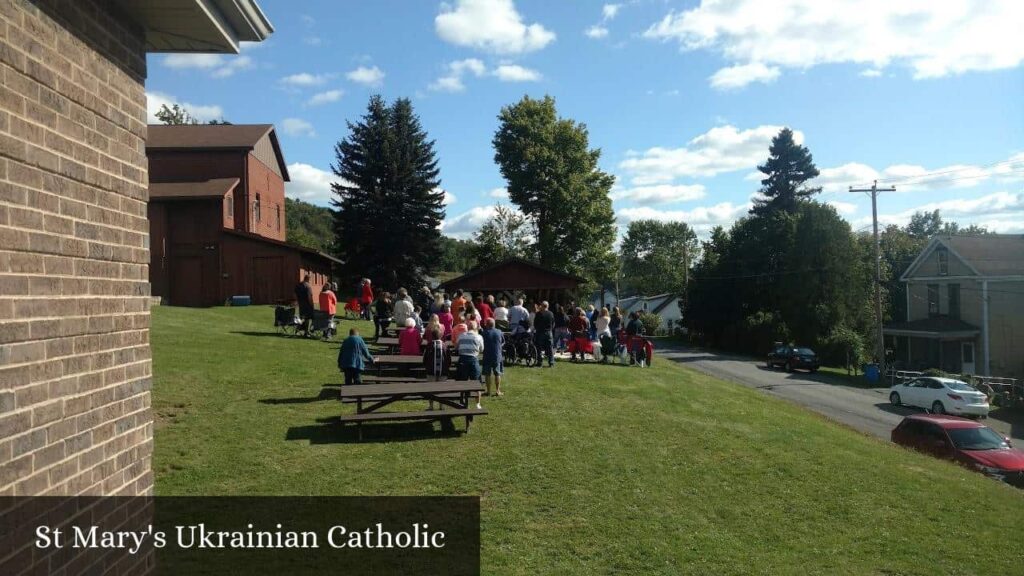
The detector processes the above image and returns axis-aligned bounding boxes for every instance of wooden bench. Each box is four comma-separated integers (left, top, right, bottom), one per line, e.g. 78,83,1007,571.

340,391,463,403
338,380,486,440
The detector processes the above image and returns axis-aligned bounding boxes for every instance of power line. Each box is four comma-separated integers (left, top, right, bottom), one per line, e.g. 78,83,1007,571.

853,157,1024,187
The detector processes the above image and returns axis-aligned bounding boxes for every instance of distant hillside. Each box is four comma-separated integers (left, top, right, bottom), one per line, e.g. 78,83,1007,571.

285,197,334,253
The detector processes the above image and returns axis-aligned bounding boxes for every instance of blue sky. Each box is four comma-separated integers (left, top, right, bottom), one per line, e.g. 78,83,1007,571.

144,0,1024,239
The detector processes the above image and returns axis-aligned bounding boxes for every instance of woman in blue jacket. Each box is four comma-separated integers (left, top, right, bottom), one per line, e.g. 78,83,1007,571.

338,328,375,385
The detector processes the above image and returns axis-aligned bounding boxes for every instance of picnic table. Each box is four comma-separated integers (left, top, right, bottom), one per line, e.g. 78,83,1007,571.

376,334,399,348
373,354,425,375
337,380,487,440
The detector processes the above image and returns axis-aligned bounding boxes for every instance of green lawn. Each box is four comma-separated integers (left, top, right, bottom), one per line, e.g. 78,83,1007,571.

151,306,1024,575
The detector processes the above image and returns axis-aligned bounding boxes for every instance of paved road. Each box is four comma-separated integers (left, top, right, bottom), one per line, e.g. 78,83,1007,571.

660,345,1024,445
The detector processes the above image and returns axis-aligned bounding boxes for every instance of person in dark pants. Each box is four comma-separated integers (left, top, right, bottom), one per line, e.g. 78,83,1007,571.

373,291,393,339
294,275,315,336
338,328,375,385
533,301,555,368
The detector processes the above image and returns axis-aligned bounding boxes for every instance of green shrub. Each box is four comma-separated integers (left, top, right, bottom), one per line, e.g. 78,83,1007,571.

818,326,866,368
637,312,662,336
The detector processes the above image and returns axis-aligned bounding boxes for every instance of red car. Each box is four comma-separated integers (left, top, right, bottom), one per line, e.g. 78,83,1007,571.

891,414,1024,488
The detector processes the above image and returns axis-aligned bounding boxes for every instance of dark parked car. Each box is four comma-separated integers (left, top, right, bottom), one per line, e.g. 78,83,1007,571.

891,414,1024,488
766,345,819,372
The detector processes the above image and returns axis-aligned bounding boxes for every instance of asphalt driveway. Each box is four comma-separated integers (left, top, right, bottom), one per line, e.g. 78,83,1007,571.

659,345,1024,445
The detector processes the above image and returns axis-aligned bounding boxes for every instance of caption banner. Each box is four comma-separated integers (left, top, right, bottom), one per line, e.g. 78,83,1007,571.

0,496,479,575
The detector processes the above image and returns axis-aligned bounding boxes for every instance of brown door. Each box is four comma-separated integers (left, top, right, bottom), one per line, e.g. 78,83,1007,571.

170,256,204,307
252,257,284,304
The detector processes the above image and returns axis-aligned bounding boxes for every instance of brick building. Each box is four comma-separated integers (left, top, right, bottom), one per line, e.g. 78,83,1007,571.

147,124,338,306
0,0,272,505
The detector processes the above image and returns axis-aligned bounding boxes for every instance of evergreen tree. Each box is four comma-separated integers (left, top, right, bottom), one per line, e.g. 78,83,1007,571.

332,96,444,289
751,128,821,216
492,95,616,281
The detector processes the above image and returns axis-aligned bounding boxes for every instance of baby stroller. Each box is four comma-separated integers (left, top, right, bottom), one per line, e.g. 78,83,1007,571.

595,332,619,364
342,298,361,320
307,310,337,340
566,332,594,362
274,305,301,336
627,335,655,367
502,330,537,367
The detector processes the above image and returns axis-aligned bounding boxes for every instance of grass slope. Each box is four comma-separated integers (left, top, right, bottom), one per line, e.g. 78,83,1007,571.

152,306,1024,575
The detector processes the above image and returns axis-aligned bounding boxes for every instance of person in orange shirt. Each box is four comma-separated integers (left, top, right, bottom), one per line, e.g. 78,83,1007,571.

319,282,337,316
451,289,467,323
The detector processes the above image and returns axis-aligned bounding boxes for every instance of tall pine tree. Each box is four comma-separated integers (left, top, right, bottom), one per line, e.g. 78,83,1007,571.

331,96,444,289
750,128,821,216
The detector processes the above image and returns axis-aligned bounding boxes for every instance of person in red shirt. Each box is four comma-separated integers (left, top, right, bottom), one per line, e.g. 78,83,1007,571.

319,282,337,316
398,318,422,356
476,295,493,321
359,278,374,320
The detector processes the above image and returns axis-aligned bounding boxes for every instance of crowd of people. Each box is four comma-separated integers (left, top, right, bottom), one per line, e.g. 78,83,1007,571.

331,283,651,399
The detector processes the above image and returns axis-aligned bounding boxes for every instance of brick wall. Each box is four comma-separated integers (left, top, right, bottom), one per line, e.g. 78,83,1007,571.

0,0,153,496
247,152,287,242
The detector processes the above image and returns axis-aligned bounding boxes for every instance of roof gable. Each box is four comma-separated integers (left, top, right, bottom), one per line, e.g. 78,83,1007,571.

902,234,1024,280
901,237,979,280
440,258,585,291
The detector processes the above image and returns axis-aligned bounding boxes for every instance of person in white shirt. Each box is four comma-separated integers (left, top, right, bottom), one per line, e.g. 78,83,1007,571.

456,321,486,408
392,287,414,328
493,299,509,322
507,298,530,334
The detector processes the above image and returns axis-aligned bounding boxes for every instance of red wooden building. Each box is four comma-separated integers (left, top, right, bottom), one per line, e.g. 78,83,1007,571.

147,124,339,306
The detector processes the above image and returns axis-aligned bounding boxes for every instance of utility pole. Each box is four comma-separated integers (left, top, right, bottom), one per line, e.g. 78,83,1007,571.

850,180,896,374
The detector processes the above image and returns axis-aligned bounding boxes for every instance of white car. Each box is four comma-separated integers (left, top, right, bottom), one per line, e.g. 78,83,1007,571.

889,377,990,417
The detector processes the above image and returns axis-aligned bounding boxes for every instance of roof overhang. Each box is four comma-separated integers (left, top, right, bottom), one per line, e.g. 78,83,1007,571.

115,0,274,53
883,328,979,339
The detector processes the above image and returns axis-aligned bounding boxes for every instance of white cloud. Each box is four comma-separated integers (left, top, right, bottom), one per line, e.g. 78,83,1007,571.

860,68,883,77
493,64,542,82
827,200,858,215
145,91,223,123
162,42,258,78
644,1,1024,87
430,58,487,92
307,89,343,106
280,73,332,87
435,0,555,54
900,191,1023,219
709,62,780,90
488,187,509,200
346,65,385,87
281,118,316,138
585,3,623,39
619,124,800,185
442,205,499,238
617,202,751,234
442,190,458,205
611,184,707,205
285,163,337,204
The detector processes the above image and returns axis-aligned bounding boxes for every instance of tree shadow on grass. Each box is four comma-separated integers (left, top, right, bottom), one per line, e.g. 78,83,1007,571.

259,388,340,405
285,417,463,444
